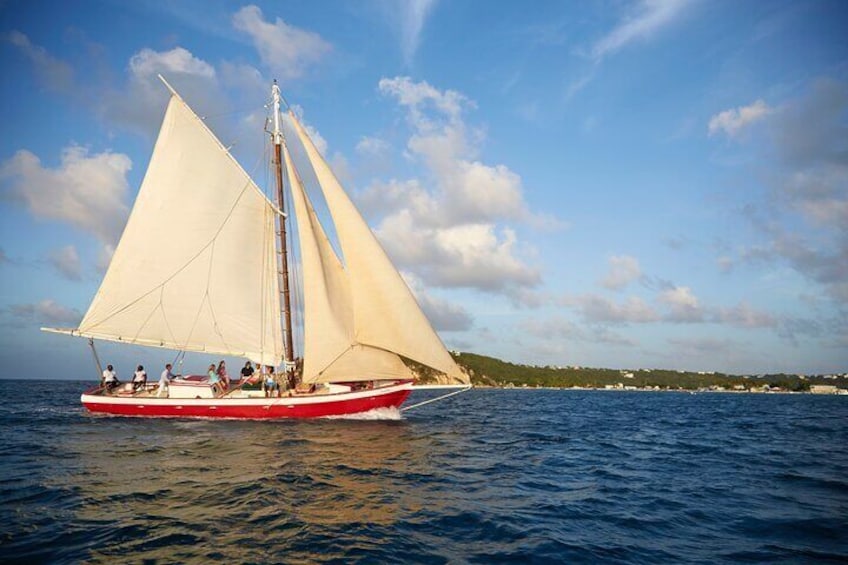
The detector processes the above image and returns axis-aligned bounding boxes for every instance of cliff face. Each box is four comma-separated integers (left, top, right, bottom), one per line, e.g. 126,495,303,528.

401,354,479,385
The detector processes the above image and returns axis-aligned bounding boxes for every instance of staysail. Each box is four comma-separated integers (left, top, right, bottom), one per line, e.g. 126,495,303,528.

288,113,468,384
49,92,283,366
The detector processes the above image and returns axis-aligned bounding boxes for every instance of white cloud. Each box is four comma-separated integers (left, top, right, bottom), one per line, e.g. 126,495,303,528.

103,47,225,137
356,77,550,298
233,5,331,81
708,99,771,138
563,293,659,324
48,245,82,281
379,76,469,127
0,145,131,245
130,46,215,79
658,285,704,322
378,216,541,293
378,76,543,224
6,299,82,326
600,255,642,290
591,0,689,61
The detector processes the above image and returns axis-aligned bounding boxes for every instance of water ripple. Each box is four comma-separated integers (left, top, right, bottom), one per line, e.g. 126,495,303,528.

1,382,847,563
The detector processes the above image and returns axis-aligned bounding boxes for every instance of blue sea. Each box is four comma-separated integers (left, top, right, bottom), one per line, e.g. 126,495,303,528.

1,380,847,564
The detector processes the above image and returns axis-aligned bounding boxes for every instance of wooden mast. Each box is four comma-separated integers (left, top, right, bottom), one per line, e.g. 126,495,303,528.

271,80,295,380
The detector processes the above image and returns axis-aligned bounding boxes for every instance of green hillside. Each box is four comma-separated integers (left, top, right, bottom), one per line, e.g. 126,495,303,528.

448,352,847,391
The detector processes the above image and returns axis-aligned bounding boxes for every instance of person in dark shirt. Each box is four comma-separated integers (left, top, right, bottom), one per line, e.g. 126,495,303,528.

240,361,255,383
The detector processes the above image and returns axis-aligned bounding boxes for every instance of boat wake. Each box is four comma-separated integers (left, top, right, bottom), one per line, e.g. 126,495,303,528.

322,407,403,421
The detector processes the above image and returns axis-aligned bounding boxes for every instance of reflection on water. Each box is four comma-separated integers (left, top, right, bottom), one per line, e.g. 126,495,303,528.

52,417,446,562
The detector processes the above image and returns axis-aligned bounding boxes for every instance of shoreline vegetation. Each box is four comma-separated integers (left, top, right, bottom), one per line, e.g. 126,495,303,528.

412,353,848,395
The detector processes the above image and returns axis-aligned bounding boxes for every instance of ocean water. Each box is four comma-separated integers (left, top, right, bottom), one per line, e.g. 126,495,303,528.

1,381,847,564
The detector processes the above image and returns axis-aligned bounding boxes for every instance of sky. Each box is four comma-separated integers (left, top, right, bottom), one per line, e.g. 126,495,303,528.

1,0,847,379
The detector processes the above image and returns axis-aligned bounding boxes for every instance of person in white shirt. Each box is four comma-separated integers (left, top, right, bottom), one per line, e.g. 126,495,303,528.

157,363,175,398
132,365,147,392
102,365,118,392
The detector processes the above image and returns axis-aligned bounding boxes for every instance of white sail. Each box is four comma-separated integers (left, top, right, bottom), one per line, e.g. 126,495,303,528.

285,143,416,383
283,142,353,378
69,94,283,366
288,113,468,384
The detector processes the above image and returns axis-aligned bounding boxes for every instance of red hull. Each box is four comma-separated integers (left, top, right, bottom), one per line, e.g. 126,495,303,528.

81,383,412,419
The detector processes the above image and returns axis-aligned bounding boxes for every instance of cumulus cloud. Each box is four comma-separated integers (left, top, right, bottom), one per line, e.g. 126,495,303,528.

5,299,82,327
600,255,642,290
0,145,131,245
131,46,215,79
233,5,331,81
102,46,225,137
351,77,550,299
658,285,703,322
48,245,82,281
591,0,689,61
708,99,771,138
379,76,469,130
378,217,541,294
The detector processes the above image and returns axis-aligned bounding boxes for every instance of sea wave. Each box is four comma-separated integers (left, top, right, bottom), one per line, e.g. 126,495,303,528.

1,381,846,563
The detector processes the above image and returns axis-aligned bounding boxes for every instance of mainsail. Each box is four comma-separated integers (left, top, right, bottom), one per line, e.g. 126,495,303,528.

48,92,283,367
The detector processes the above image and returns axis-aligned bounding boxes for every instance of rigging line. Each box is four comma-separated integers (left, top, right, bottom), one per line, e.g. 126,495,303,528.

130,295,163,344
170,350,186,368
313,344,357,380
158,285,181,351
202,239,236,358
178,247,214,355
400,386,472,412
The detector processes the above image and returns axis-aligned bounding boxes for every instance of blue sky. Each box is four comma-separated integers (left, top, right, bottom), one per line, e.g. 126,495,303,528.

1,0,846,378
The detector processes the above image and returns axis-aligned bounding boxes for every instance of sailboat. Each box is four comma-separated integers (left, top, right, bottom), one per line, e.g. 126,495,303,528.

43,76,469,418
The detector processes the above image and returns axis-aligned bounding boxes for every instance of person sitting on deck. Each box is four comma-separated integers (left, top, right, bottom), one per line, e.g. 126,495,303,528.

262,365,278,398
132,365,147,392
240,361,255,384
207,364,222,395
102,364,118,392
216,360,229,390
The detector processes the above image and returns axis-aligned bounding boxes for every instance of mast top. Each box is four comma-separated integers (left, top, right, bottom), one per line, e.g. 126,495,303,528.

271,80,283,146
